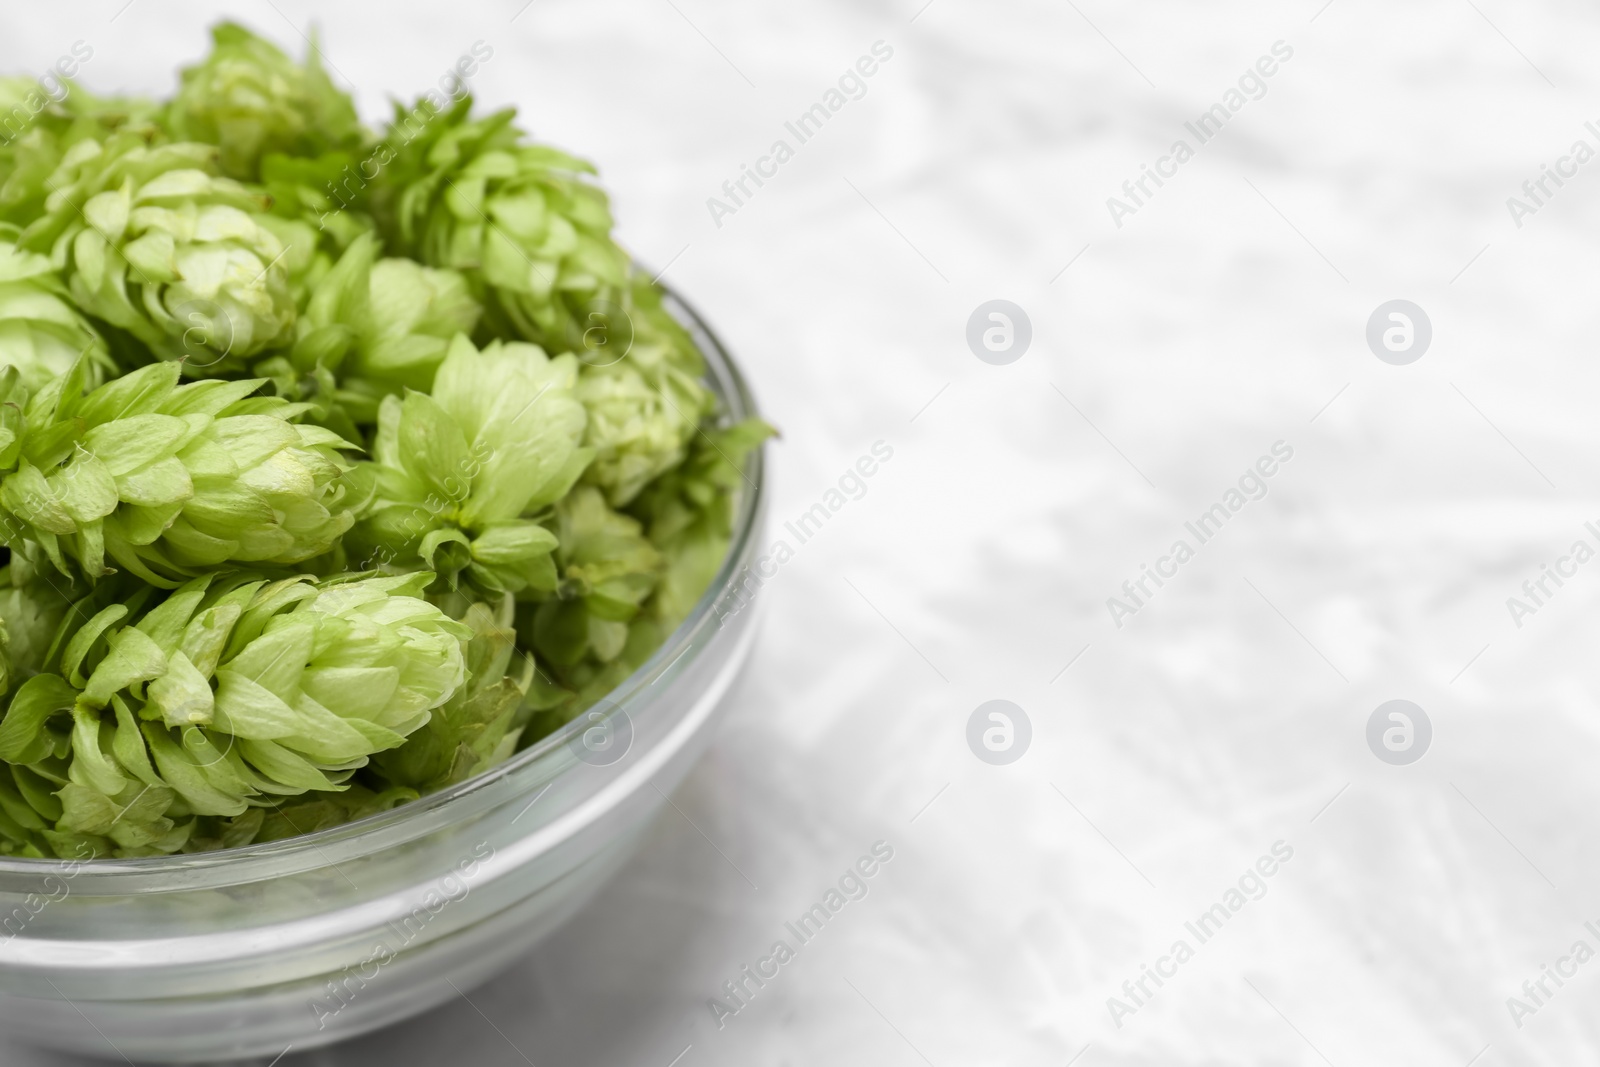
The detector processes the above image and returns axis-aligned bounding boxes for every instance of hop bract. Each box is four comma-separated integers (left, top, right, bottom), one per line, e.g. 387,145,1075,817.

298,232,482,395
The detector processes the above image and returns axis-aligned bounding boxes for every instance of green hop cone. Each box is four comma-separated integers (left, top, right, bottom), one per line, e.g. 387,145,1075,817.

164,22,365,182
373,592,532,791
371,98,628,355
0,68,163,229
0,572,469,858
630,416,774,626
360,254,483,391
0,234,115,392
255,233,482,437
349,334,589,595
519,420,769,734
0,358,364,585
518,485,663,709
0,76,78,228
20,133,297,369
577,280,720,506
0,231,116,390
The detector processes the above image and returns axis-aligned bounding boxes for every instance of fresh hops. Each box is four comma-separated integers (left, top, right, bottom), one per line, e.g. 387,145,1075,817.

0,25,770,858
350,334,588,595
0,359,361,583
372,592,530,792
576,278,718,507
163,22,365,182
0,572,468,857
20,134,297,369
0,236,115,392
372,100,628,356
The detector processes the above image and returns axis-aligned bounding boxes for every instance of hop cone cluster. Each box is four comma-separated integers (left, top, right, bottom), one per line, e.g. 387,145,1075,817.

0,24,770,859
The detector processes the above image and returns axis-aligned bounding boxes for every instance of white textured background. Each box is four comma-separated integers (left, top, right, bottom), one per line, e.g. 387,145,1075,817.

6,1,1600,1064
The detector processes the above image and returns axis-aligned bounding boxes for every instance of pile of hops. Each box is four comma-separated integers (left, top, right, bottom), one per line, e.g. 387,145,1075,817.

0,25,769,858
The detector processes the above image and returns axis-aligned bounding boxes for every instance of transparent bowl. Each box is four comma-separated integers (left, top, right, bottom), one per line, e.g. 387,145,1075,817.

0,290,766,1064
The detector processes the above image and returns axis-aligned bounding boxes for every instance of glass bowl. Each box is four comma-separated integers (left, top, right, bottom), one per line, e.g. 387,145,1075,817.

0,289,766,1064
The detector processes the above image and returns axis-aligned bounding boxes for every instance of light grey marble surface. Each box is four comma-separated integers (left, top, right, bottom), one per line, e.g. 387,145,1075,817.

6,0,1600,1064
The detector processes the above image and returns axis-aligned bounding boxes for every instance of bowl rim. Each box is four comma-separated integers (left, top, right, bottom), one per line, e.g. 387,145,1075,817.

0,282,765,878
